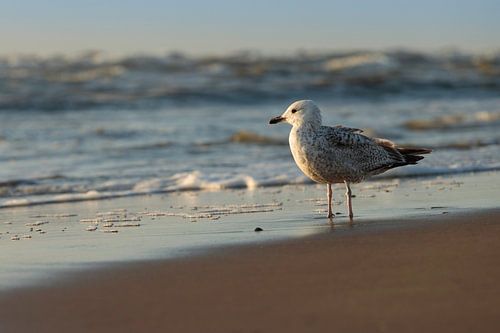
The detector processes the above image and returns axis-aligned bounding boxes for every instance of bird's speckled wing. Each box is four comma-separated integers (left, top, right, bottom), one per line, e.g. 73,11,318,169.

333,125,363,134
314,126,406,179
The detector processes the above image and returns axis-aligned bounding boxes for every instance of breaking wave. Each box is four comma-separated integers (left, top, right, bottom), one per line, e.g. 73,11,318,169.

1,162,500,209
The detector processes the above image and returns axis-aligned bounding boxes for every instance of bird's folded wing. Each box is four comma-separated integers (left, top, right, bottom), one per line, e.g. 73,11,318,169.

334,125,363,133
321,126,407,172
322,126,372,146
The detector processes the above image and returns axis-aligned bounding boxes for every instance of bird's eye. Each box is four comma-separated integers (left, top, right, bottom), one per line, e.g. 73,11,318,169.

291,109,298,113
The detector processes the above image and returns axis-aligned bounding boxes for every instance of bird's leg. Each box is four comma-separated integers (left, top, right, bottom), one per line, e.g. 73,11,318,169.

344,181,353,220
327,183,334,219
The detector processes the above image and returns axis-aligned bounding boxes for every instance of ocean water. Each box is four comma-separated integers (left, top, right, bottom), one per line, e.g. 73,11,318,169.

1,50,500,208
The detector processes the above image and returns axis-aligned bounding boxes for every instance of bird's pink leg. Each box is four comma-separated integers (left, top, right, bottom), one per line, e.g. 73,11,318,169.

327,183,334,219
344,181,353,220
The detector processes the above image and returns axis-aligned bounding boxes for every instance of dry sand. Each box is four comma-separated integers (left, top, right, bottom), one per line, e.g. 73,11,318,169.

1,209,500,333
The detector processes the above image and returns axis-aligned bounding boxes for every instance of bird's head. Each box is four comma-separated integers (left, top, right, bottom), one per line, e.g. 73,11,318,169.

269,100,322,128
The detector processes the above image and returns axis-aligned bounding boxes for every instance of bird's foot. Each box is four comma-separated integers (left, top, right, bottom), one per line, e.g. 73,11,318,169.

327,212,335,219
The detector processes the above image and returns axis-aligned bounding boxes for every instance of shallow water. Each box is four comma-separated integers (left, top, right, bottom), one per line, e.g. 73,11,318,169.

1,95,499,207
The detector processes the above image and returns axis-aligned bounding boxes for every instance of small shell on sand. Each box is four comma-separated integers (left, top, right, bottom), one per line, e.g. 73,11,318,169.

86,226,98,232
101,229,118,233
21,235,32,239
11,235,20,241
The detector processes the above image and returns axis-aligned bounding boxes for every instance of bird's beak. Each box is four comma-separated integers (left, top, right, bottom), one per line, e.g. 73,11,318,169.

269,116,285,124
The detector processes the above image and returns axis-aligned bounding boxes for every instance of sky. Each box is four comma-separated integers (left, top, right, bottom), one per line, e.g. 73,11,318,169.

1,0,499,56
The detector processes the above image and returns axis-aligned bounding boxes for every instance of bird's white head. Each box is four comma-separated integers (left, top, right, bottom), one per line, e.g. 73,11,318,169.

269,100,322,128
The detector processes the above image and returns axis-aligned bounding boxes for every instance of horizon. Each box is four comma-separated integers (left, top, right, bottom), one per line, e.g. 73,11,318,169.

1,0,499,57
1,46,499,60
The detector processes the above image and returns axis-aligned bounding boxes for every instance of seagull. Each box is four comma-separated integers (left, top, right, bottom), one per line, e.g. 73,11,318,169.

269,100,431,219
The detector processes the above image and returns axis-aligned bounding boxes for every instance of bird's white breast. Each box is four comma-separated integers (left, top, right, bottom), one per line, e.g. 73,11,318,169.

289,126,329,183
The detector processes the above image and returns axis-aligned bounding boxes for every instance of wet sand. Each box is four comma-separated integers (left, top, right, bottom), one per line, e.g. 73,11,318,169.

1,209,500,333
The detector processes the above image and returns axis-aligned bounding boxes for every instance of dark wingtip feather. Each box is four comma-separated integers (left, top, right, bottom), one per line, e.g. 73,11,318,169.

398,147,432,155
403,154,425,165
398,147,431,165
371,142,432,173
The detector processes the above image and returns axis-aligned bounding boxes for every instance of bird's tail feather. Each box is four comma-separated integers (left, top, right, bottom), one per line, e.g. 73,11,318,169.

370,143,432,173
398,147,432,165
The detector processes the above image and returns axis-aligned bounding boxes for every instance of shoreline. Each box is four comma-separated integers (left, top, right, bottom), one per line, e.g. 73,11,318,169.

1,208,500,332
1,171,500,290
2,166,500,210
3,162,500,211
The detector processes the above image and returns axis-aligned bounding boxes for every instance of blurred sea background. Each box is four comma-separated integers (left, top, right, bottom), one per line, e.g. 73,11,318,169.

1,49,500,208
1,0,499,208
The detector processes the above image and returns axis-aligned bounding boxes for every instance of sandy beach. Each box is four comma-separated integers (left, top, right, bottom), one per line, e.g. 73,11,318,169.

1,207,500,333
0,170,499,332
